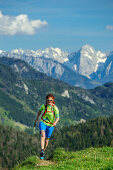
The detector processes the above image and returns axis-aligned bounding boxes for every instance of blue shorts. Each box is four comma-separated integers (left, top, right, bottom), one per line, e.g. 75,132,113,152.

39,121,54,138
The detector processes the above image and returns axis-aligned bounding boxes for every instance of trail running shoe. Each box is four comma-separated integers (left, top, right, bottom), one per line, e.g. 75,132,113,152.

40,149,45,160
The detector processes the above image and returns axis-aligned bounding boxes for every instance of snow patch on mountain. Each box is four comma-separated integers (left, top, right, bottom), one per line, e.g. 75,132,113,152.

97,51,106,63
0,50,4,54
96,51,107,72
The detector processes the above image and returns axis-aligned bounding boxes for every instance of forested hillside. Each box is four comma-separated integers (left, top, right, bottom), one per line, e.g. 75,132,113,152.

0,116,113,169
1,62,113,129
56,115,113,151
0,123,40,169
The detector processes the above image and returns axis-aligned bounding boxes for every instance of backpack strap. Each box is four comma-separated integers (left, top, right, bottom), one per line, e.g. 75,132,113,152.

41,104,55,119
52,104,55,118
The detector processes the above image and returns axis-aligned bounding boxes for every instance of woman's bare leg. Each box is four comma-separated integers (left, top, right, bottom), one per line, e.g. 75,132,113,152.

41,130,45,150
44,138,49,151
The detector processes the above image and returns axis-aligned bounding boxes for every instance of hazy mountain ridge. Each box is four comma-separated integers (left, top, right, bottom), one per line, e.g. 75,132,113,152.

0,44,112,89
0,57,52,80
0,47,69,63
0,45,108,89
0,56,98,89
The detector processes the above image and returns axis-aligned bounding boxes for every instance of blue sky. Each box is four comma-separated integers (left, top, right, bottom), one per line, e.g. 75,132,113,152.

0,0,113,53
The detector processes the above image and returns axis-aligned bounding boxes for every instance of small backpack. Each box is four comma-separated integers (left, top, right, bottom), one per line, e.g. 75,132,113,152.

41,104,55,124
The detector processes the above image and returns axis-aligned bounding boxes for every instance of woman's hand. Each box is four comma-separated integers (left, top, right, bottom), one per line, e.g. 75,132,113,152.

53,122,56,127
34,121,37,127
53,118,59,127
34,120,40,127
34,111,41,126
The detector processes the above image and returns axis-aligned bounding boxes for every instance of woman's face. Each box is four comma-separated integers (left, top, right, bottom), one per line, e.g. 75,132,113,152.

46,97,53,105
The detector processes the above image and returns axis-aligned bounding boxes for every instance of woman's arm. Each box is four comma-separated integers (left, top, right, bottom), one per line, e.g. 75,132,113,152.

34,110,41,122
53,117,59,127
53,105,59,126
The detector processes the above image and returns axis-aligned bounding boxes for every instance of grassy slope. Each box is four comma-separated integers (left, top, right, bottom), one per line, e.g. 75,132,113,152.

13,147,113,170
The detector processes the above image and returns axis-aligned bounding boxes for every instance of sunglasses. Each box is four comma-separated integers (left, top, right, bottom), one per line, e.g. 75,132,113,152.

47,100,53,102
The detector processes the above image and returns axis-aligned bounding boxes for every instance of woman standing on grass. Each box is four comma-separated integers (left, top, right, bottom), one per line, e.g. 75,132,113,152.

34,94,59,159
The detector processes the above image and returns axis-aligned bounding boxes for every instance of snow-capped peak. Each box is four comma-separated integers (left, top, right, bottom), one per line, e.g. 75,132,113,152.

81,44,106,62
11,49,37,57
9,47,69,63
81,44,95,52
80,44,96,60
12,49,24,54
97,50,106,63
0,50,4,54
64,44,107,78
35,47,69,63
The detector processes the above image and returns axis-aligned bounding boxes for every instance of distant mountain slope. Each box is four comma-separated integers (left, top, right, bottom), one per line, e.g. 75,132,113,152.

0,56,98,89
1,61,113,129
0,57,52,80
0,57,100,89
90,82,113,99
0,64,35,126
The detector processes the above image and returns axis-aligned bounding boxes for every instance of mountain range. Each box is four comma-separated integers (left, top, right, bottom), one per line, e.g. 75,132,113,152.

0,44,113,89
0,57,113,129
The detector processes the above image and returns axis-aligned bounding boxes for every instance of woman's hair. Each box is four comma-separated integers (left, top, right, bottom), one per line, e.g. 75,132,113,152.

46,94,55,104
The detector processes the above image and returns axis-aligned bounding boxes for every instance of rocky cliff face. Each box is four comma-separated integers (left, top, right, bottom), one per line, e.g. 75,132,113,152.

91,51,113,83
64,44,106,78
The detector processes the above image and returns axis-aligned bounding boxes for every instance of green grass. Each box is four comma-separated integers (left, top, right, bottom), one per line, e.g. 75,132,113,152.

13,156,40,170
50,147,113,170
13,147,113,170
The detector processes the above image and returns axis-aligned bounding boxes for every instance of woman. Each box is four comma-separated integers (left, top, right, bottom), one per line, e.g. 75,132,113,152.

34,94,59,159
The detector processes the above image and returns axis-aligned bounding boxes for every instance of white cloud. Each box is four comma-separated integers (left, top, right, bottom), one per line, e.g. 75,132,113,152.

0,11,48,35
106,25,113,31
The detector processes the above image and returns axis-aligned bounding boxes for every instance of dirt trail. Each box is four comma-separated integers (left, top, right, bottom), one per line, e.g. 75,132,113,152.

37,160,56,167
